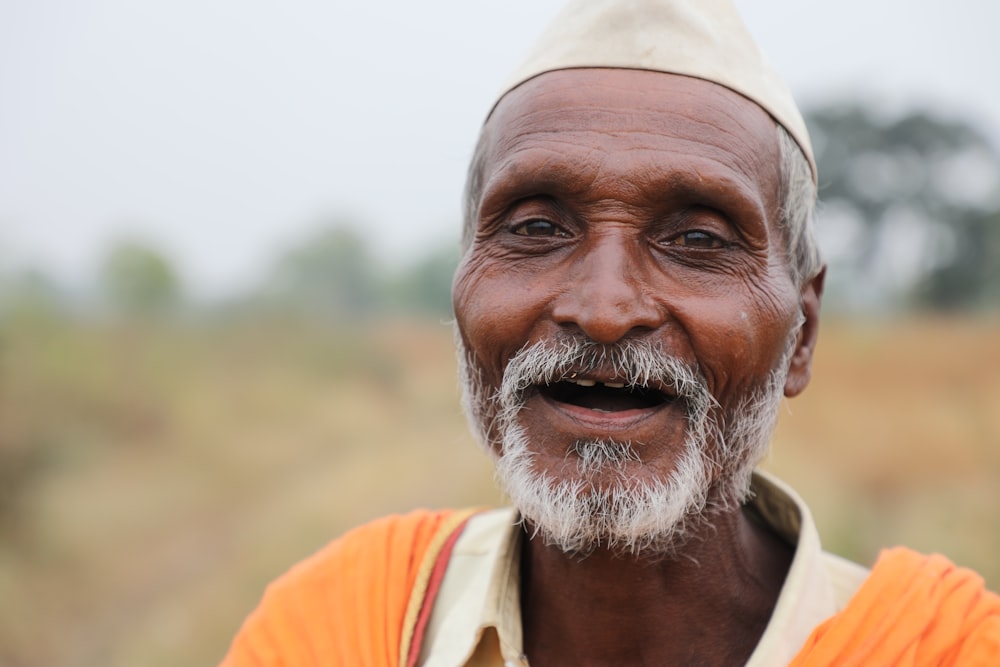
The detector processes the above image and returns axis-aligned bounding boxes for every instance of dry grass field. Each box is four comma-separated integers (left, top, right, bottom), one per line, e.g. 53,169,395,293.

0,313,997,666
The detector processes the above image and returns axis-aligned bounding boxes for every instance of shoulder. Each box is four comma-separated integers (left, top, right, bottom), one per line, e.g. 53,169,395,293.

794,547,1000,665
873,549,1000,659
220,509,462,667
278,509,459,588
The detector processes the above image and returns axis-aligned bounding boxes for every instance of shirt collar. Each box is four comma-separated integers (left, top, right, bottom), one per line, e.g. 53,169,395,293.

420,470,852,667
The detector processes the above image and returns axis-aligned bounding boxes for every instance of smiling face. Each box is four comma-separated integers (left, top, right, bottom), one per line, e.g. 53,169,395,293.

453,68,822,554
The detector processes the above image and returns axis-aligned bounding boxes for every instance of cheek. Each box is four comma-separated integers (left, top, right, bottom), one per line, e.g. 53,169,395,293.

452,253,553,380
748,275,803,356
680,276,800,399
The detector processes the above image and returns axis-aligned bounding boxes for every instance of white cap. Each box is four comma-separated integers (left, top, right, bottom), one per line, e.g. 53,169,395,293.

491,0,816,182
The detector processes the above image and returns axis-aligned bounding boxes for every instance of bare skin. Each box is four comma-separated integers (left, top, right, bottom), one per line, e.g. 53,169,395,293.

519,505,794,666
453,68,825,666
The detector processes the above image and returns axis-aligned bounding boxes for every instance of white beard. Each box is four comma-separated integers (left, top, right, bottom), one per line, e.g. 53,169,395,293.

457,332,795,558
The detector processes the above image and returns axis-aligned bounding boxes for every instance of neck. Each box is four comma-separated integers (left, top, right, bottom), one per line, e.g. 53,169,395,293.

519,503,792,667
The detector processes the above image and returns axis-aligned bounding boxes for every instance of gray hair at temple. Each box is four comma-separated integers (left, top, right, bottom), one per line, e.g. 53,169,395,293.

461,122,822,288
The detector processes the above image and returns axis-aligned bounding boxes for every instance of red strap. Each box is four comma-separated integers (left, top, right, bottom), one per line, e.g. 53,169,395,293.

405,514,475,667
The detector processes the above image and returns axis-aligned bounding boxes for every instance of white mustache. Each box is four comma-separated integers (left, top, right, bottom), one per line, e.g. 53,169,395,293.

497,335,717,424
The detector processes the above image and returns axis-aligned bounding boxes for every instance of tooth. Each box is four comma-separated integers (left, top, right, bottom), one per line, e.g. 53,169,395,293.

574,378,596,387
603,382,625,389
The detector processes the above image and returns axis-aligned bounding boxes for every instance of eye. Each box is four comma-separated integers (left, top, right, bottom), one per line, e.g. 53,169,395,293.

511,219,569,237
665,230,725,249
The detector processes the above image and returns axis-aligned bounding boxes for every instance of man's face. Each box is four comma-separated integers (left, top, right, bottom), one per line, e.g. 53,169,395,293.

453,69,818,554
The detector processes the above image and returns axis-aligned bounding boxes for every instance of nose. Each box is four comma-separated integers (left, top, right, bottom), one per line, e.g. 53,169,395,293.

550,235,665,344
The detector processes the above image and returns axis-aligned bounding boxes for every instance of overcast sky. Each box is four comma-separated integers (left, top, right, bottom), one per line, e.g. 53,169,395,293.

2,0,998,297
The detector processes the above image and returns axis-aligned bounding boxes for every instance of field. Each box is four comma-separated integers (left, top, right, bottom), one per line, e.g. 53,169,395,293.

1,313,998,666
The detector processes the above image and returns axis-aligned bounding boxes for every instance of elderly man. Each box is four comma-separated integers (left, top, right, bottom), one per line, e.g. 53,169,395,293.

222,1,1000,665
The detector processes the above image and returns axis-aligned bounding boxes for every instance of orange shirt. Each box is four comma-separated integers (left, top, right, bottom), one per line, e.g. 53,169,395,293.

220,509,472,667
791,547,1000,666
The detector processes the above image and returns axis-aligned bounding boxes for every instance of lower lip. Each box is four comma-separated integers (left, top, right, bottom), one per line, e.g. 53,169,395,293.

536,393,672,431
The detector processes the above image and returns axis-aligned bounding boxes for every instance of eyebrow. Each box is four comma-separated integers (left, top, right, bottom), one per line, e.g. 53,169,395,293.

479,144,769,226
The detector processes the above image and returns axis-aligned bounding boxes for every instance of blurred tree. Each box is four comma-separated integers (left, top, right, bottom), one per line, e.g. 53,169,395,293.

99,240,182,317
266,224,379,316
0,268,67,320
912,209,1000,310
806,104,1000,311
0,269,70,542
383,242,460,318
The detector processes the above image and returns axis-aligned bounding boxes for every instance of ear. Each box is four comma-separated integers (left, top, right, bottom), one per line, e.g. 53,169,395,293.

784,266,826,398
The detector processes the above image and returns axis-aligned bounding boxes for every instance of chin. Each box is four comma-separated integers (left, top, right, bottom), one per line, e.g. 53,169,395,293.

494,420,716,558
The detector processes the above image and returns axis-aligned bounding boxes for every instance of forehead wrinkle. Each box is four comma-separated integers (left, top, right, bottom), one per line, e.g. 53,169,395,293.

481,136,610,201
484,140,769,227
480,72,781,231
489,122,762,186
611,115,776,195
489,111,774,198
496,72,776,143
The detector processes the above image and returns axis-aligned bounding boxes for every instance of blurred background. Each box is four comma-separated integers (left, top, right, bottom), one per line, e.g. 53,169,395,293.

2,1,998,665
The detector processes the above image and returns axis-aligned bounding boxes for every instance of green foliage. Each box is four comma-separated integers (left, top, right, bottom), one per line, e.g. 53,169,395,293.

806,104,1000,311
100,240,181,317
264,225,379,316
260,222,460,319
382,243,460,318
0,269,68,321
912,209,1000,310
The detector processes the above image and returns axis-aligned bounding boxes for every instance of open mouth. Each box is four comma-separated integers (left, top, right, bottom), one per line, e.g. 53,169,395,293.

538,377,673,413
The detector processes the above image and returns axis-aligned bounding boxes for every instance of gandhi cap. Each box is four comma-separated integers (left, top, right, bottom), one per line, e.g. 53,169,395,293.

491,0,816,182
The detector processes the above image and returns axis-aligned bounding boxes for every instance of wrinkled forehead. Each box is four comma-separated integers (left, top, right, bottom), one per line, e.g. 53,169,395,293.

478,68,782,207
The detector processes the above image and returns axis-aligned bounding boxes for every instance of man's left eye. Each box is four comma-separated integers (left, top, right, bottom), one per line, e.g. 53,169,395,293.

511,219,568,237
668,231,724,249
